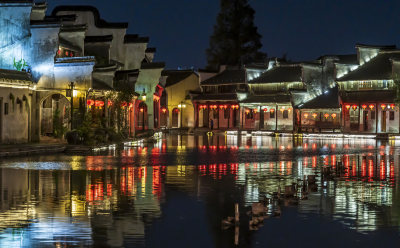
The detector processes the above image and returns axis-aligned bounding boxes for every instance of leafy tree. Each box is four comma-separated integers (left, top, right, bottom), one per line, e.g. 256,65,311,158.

206,0,266,69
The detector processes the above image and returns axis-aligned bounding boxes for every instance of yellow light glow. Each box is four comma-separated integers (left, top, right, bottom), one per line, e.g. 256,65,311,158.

73,89,78,97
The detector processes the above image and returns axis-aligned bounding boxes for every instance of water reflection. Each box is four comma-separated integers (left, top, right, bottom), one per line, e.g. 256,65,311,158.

0,134,399,247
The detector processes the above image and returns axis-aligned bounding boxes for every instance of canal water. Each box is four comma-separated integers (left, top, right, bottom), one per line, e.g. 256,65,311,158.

0,134,399,247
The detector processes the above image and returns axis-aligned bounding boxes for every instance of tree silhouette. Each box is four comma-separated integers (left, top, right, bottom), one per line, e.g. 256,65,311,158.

206,0,266,69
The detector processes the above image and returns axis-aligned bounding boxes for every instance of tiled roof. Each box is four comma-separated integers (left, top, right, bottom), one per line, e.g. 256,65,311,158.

146,47,156,53
85,35,113,43
59,37,81,52
240,94,291,104
249,65,302,84
340,90,396,103
93,78,113,90
201,68,246,85
52,6,128,29
141,62,165,69
60,24,86,32
192,93,238,102
298,87,340,109
0,69,33,82
319,54,358,64
335,54,358,64
161,70,197,87
337,51,400,81
355,43,396,49
124,35,149,44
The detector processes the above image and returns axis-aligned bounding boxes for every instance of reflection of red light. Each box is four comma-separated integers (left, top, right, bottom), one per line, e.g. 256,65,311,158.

303,157,308,167
312,143,317,150
287,161,292,175
380,159,386,180
312,156,317,168
331,155,336,168
107,184,112,196
390,162,394,182
361,158,367,177
368,159,374,179
152,166,162,198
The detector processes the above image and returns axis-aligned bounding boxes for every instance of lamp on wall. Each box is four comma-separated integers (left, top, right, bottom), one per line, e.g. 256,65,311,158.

141,89,146,101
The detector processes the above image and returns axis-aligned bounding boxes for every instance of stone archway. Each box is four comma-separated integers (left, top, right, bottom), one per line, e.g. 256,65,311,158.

172,108,179,128
40,93,70,137
160,108,168,127
137,102,148,131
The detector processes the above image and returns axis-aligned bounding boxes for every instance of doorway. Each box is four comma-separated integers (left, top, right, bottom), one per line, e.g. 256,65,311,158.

172,108,179,128
381,111,386,132
363,111,368,131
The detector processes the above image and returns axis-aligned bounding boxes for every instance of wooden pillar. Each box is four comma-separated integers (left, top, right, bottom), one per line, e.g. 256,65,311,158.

376,103,378,133
258,106,261,130
227,105,230,129
275,104,278,131
217,106,220,129
358,103,361,133
241,107,244,129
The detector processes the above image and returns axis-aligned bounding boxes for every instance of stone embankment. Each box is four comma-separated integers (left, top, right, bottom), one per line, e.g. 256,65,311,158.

0,144,66,157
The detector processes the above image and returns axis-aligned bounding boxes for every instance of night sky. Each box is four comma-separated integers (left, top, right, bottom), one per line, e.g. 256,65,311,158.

47,0,400,69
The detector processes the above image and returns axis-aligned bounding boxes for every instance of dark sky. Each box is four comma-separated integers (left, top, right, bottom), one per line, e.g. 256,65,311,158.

47,0,400,69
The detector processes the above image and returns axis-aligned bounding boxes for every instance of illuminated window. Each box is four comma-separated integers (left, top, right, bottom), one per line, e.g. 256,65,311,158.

382,80,389,89
359,81,372,89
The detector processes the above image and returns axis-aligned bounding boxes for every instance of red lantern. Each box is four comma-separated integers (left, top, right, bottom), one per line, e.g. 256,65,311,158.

121,102,127,107
162,108,167,113
245,109,250,114
140,107,144,112
219,105,224,109
361,104,367,109
95,100,104,107
107,100,113,106
390,104,395,109
253,108,258,113
369,104,374,110
87,99,94,106
312,113,318,118
304,113,309,118
224,105,227,109
263,108,268,112
324,113,329,119
270,108,275,113
345,104,351,110
381,104,386,110
331,113,337,118
352,105,357,110
57,49,61,55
